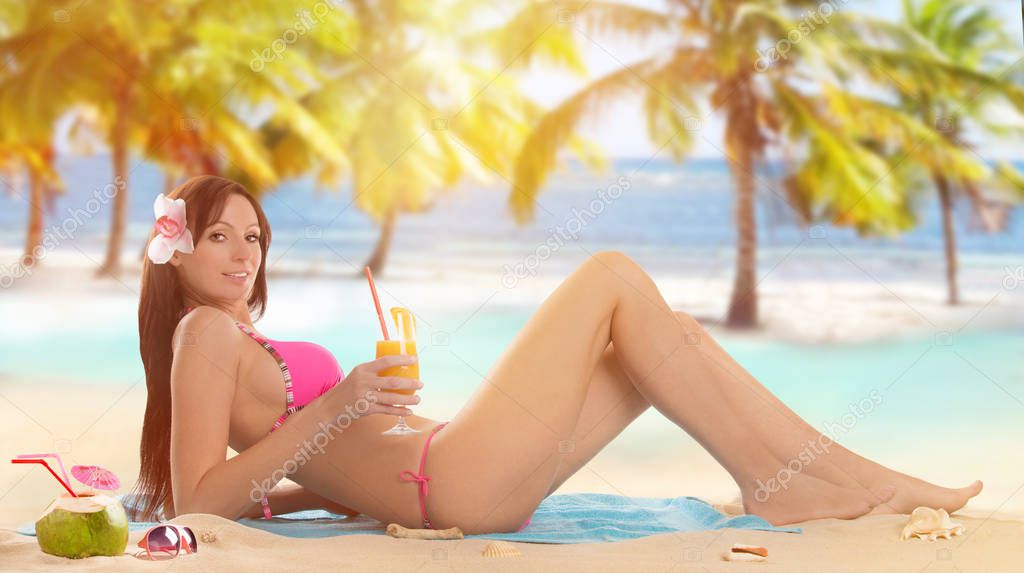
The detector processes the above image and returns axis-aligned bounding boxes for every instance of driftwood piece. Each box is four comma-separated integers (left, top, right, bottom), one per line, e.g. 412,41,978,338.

725,543,768,562
386,523,464,540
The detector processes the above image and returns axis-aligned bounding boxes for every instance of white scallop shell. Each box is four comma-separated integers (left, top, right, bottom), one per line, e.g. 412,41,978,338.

482,541,522,557
900,507,965,541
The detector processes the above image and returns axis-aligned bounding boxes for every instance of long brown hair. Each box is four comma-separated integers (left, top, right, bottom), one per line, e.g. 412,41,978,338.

130,175,272,521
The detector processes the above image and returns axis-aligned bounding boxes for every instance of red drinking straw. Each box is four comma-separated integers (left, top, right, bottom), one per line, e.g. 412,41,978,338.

364,266,390,340
11,459,78,497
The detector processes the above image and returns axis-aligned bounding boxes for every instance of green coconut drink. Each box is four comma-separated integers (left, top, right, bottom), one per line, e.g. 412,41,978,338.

34,491,129,559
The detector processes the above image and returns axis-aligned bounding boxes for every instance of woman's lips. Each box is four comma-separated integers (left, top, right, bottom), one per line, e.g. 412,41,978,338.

223,272,249,283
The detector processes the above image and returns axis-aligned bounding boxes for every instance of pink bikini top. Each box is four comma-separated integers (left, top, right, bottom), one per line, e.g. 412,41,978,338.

179,307,344,432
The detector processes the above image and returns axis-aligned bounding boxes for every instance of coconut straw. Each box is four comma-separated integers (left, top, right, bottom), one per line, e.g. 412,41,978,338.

364,266,390,340
11,459,78,497
16,452,71,488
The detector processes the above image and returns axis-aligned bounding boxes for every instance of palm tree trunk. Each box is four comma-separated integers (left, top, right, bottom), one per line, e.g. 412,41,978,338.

98,90,131,278
22,168,43,267
362,209,398,276
726,143,758,327
935,174,959,305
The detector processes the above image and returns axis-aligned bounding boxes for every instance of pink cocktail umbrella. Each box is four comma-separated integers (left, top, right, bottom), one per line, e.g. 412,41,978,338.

70,465,121,491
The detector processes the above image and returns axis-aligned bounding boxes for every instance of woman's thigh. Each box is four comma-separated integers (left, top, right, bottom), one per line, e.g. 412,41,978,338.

548,310,692,495
424,253,646,533
544,341,651,497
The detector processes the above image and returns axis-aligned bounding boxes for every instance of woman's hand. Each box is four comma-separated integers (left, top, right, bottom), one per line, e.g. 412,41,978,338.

324,354,422,417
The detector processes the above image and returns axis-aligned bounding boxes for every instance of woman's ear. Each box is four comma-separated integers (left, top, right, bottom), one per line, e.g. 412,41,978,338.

169,254,181,267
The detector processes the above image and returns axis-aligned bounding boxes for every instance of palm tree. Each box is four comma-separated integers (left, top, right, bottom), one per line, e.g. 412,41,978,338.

715,2,1024,313
259,0,551,275
787,0,1024,305
0,1,184,277
0,142,62,267
507,0,1023,326
19,145,61,266
0,0,70,269
0,0,358,276
506,1,897,327
894,0,1024,304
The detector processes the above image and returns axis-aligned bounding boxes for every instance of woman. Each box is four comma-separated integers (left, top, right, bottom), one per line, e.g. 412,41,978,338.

132,175,982,533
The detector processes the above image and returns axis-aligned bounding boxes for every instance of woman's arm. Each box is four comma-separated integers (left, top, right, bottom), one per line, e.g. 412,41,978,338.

170,307,343,520
238,482,360,518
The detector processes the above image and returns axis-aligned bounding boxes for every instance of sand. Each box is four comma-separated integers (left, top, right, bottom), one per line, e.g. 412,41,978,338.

2,508,1023,572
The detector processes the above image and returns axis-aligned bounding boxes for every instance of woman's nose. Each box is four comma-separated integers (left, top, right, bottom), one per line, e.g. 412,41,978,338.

232,239,250,261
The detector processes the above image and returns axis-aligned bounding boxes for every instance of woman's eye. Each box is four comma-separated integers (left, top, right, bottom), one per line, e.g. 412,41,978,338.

208,232,258,242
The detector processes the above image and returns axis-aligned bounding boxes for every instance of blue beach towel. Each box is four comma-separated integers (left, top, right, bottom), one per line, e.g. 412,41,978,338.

17,492,800,544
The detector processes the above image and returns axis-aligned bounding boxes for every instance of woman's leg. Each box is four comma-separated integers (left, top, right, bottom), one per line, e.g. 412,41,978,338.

542,341,651,497
673,313,983,516
548,310,982,519
428,251,892,532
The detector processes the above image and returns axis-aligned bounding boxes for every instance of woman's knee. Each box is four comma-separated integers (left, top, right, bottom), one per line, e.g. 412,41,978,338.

580,251,648,285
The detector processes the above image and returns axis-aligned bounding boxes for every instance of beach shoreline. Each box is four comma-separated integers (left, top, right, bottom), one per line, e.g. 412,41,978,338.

3,245,1023,345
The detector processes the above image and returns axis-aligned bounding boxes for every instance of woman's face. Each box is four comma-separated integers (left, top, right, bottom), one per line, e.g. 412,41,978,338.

171,194,263,305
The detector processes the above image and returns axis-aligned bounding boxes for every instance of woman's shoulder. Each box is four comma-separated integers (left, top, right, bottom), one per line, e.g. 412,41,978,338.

172,305,245,353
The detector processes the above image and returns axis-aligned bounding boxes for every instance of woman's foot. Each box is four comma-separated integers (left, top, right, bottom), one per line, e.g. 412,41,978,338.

849,465,982,516
741,472,896,526
788,441,983,515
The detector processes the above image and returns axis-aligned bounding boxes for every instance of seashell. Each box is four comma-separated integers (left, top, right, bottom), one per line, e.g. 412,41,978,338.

197,529,217,543
725,543,768,562
900,507,965,541
482,541,522,558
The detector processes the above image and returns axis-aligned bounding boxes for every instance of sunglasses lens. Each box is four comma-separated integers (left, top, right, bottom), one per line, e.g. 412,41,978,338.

147,526,180,558
181,526,198,554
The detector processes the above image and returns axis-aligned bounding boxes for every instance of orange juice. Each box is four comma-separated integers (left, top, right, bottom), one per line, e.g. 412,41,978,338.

375,339,419,396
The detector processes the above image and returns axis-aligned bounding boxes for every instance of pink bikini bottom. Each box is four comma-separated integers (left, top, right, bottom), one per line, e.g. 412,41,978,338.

399,422,533,531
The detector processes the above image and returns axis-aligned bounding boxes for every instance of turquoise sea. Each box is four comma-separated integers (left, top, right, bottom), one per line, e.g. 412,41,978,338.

2,297,1021,450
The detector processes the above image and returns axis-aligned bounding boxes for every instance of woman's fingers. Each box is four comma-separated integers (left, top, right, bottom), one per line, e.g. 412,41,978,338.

332,358,422,419
377,376,423,391
370,390,420,406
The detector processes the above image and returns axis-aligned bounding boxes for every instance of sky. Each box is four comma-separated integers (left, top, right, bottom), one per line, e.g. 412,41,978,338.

517,0,1024,159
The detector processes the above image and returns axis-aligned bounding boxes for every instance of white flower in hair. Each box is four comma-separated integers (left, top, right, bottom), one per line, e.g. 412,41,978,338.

147,193,195,264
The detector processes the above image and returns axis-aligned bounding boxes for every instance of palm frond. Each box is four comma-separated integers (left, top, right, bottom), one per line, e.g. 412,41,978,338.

510,54,675,224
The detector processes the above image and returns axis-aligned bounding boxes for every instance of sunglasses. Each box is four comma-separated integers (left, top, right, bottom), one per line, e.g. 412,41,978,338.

136,525,198,561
